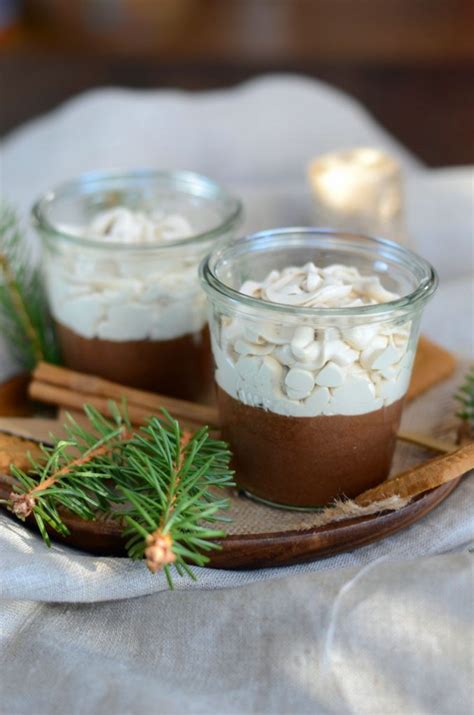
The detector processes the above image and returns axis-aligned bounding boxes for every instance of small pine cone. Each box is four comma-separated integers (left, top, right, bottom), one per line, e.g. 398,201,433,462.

145,531,176,573
9,492,36,519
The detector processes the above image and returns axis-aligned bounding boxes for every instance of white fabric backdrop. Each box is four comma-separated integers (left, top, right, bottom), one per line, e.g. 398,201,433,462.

0,75,473,714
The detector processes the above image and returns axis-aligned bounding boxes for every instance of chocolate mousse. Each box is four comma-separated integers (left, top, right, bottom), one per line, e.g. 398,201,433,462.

209,261,415,508
217,387,404,507
43,206,214,400
56,321,212,401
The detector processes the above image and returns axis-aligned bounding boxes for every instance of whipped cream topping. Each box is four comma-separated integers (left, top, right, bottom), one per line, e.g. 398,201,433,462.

83,207,193,244
212,262,413,417
239,262,399,307
46,207,207,341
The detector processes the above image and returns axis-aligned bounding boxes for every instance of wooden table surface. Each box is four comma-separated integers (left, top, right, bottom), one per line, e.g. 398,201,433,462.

1,0,474,166
1,50,473,167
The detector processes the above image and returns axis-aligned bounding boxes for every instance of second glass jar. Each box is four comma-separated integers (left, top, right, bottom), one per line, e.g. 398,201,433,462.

33,170,242,401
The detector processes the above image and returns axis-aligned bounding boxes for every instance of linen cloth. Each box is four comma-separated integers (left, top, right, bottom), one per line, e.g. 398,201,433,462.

0,75,473,714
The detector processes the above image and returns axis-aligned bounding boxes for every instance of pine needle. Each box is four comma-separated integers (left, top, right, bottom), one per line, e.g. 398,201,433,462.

0,202,60,369
455,366,474,427
6,404,234,587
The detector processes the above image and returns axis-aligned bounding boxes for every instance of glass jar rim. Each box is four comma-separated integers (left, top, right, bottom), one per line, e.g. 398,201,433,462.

199,228,438,319
31,168,243,251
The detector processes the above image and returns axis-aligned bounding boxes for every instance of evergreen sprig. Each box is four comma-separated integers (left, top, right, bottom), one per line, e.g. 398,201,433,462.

0,202,60,369
455,366,474,427
6,404,234,587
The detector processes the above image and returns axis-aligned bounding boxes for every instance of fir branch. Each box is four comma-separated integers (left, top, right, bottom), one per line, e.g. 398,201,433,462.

0,202,60,369
8,404,129,542
455,366,474,427
118,415,233,586
6,404,234,586
0,253,42,362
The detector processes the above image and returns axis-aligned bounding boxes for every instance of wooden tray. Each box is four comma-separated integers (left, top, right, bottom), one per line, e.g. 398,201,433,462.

0,472,461,569
0,341,466,570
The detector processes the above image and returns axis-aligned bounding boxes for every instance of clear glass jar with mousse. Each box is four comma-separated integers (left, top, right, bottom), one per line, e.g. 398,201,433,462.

200,228,438,509
32,170,242,401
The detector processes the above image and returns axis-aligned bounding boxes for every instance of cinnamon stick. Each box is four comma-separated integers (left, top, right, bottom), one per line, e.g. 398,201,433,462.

31,362,219,427
355,442,474,506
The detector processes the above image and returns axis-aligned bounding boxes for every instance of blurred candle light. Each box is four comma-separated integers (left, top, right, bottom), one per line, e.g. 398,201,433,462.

308,148,407,245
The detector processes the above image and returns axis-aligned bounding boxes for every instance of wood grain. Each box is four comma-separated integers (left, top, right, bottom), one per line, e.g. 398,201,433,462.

16,1,474,63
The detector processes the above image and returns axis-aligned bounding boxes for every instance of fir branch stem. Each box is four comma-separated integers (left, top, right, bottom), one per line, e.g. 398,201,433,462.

0,203,61,368
144,428,192,572
9,424,132,518
0,252,44,363
455,366,474,428
160,428,192,530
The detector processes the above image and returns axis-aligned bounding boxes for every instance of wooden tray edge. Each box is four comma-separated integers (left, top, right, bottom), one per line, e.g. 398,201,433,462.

0,475,463,569
209,478,461,568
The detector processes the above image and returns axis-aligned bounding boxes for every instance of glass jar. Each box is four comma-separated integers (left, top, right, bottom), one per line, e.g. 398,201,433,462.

200,228,437,509
32,170,242,401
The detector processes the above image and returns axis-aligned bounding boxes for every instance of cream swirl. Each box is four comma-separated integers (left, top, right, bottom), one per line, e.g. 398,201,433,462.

240,262,399,307
64,207,194,244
